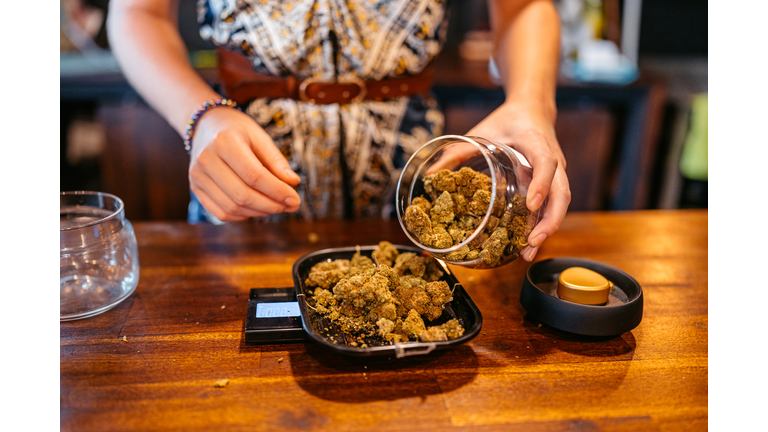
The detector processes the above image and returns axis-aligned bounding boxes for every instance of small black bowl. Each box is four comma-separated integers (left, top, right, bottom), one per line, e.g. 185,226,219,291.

519,258,643,337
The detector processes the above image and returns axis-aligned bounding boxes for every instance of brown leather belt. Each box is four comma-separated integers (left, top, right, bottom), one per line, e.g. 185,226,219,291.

216,47,434,105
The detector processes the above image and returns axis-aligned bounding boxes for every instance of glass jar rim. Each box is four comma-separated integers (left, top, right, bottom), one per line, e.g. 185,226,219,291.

396,134,498,254
60,191,125,232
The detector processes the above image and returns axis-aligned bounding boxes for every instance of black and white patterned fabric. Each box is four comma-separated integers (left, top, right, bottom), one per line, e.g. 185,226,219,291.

196,0,447,220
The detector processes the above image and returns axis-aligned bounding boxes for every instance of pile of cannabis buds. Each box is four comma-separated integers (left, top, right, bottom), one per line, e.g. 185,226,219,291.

305,242,464,347
403,167,534,267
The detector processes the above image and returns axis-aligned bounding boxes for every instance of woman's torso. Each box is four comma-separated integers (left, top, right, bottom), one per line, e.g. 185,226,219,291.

196,0,448,220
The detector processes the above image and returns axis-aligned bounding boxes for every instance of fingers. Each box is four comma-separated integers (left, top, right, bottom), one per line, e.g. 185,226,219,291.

219,136,301,209
192,172,272,220
527,167,571,249
522,149,558,213
249,128,301,186
195,153,296,217
191,182,267,222
426,142,481,174
187,108,302,220
511,133,568,255
521,246,539,262
193,189,246,222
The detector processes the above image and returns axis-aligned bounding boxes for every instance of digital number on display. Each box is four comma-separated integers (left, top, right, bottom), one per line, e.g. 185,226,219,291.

255,301,301,318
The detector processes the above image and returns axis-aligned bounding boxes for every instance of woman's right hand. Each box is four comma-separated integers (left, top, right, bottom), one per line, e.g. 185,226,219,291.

188,107,302,221
107,0,300,221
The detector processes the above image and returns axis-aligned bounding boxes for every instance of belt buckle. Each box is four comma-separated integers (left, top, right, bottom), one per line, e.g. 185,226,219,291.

298,76,367,104
342,76,367,103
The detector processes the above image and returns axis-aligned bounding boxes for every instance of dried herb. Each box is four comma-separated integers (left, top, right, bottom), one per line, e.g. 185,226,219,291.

404,167,534,265
306,242,464,345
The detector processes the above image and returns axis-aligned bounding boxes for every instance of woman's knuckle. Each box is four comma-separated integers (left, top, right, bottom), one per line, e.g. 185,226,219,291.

551,220,562,232
269,150,285,162
263,202,283,215
221,201,239,215
244,167,262,186
214,130,234,143
209,207,228,221
196,155,212,171
189,166,204,181
522,129,546,144
561,189,572,204
231,191,250,207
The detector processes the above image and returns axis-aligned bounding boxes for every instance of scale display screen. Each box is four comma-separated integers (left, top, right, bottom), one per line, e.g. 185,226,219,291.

255,301,301,318
245,287,305,344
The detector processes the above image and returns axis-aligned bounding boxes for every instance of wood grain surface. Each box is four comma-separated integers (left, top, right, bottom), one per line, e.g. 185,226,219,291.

60,210,708,432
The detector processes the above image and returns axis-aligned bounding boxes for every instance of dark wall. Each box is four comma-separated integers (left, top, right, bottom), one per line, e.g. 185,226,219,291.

638,0,708,56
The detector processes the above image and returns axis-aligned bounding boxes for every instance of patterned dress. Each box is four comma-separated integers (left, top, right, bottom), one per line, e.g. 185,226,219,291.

194,0,448,221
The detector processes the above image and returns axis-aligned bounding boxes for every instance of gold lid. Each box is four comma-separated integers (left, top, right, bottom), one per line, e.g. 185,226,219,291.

557,267,614,305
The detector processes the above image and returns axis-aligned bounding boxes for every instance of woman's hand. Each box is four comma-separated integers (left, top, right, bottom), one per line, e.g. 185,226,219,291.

188,107,302,221
108,1,301,222
468,101,571,262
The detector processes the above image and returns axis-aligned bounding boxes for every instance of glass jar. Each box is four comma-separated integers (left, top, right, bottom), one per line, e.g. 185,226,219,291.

396,135,546,269
60,191,140,320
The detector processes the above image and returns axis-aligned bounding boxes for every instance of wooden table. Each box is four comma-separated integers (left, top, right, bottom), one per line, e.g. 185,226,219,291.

60,210,708,431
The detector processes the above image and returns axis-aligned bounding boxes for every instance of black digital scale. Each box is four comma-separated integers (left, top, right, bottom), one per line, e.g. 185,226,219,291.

244,287,306,344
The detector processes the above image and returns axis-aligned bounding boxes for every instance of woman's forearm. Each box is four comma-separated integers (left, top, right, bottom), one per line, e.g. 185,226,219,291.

107,0,220,136
107,0,302,221
488,0,560,123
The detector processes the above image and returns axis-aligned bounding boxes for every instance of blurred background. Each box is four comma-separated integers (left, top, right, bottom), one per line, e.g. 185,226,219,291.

60,0,707,221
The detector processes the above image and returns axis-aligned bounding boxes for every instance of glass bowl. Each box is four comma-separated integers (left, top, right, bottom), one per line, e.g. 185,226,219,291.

396,135,546,269
60,191,140,320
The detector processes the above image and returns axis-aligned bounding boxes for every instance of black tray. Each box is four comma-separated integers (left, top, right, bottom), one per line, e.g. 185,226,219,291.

292,245,483,358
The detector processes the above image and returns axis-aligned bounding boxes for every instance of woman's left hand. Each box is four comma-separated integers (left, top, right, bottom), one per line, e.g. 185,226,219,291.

468,101,571,262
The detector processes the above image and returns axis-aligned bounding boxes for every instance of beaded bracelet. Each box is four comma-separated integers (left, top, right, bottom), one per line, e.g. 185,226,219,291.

183,98,239,154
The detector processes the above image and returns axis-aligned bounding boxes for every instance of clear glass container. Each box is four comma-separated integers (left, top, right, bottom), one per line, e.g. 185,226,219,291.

60,191,140,320
396,135,546,269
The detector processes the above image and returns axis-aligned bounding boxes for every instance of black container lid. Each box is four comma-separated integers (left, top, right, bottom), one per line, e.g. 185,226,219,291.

519,257,643,337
